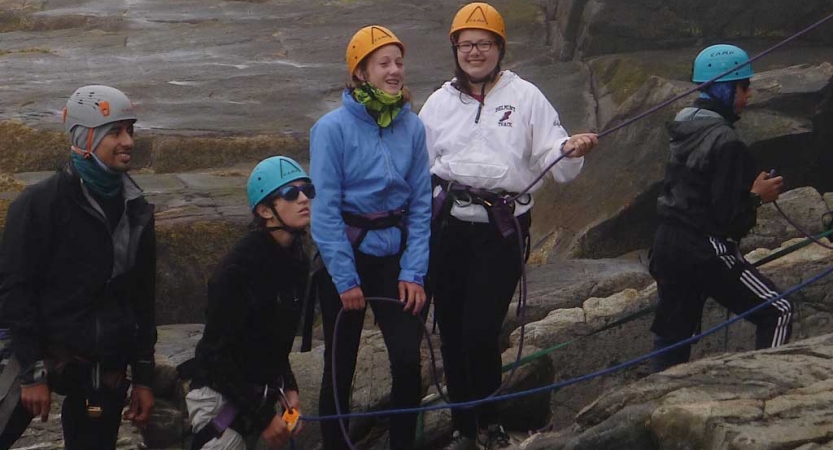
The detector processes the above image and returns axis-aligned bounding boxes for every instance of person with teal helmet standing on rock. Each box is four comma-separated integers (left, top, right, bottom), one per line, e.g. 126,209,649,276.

310,24,431,450
0,85,156,449
185,156,314,449
649,44,791,372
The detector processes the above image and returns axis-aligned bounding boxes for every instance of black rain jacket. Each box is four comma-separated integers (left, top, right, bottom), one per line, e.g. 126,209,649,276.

0,163,156,386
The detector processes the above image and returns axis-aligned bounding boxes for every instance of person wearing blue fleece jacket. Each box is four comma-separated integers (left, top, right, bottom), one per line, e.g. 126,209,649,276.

309,25,431,450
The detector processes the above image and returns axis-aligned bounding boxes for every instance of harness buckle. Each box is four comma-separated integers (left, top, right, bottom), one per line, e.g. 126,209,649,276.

454,192,473,207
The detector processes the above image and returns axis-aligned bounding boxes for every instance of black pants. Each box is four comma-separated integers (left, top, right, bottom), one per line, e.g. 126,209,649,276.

318,252,423,450
0,379,128,450
649,223,793,372
431,214,527,438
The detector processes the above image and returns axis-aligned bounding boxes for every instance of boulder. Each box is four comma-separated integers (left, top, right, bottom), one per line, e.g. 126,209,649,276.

741,187,832,253
502,258,653,348
565,60,833,259
543,0,833,61
522,333,833,450
501,239,833,430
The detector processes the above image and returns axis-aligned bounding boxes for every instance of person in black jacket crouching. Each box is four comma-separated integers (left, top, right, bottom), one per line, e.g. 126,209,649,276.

649,44,791,373
186,156,315,450
0,85,156,450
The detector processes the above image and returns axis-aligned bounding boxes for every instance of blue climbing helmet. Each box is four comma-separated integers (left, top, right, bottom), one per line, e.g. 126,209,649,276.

692,44,754,83
247,156,310,210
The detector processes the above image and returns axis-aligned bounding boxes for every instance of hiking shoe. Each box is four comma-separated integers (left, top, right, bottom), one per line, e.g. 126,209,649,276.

477,424,518,450
443,430,478,450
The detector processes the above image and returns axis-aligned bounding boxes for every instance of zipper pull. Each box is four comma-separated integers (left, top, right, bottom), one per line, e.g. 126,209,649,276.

474,82,486,124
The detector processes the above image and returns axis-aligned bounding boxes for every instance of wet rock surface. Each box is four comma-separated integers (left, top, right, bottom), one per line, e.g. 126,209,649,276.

521,333,833,450
3,1,833,449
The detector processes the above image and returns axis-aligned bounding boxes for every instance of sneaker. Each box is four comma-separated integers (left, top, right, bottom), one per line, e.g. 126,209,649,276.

477,424,518,450
443,430,478,450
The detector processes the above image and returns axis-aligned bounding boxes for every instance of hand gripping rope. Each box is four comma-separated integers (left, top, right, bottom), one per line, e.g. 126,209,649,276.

314,11,833,449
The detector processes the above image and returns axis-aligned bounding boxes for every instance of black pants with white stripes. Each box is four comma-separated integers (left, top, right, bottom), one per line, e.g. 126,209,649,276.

649,222,793,372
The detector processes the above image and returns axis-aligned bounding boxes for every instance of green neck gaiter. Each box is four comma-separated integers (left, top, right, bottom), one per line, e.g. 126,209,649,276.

353,84,404,128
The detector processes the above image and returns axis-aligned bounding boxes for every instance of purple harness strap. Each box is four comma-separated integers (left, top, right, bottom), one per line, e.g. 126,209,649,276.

211,402,238,431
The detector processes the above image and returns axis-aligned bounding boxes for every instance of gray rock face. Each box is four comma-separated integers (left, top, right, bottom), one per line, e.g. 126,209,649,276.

523,333,833,450
501,240,833,431
544,0,833,61
567,60,833,259
742,187,832,254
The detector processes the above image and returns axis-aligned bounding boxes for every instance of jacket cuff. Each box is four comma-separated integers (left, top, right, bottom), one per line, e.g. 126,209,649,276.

335,277,360,295
398,270,424,286
19,359,47,385
131,358,155,387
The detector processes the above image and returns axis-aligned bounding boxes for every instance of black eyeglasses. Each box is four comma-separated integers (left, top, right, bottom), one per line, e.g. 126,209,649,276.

276,183,316,201
454,41,494,53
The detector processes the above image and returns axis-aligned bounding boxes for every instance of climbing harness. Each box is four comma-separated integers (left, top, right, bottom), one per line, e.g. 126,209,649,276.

189,378,297,450
317,10,833,447
432,177,532,239
342,209,408,254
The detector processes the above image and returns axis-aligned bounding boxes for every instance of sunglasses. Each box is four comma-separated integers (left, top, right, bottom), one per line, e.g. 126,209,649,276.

276,183,316,201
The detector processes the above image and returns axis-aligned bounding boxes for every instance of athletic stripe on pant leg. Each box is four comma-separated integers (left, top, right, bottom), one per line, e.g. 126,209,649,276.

739,270,791,347
740,270,792,346
710,238,733,269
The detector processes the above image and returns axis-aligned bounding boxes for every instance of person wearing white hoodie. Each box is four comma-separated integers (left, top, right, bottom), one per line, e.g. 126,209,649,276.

418,3,598,449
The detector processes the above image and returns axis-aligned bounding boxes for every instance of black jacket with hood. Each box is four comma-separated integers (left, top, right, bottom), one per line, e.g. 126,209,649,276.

192,229,307,432
0,163,156,386
657,98,759,242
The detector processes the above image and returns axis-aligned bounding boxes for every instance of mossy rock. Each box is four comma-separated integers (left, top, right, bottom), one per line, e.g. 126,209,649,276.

0,121,68,173
155,220,247,325
590,54,690,106
0,120,306,175
149,134,308,174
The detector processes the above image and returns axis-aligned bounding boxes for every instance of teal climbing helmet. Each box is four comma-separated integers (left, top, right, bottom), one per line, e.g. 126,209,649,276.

692,44,754,83
247,156,310,210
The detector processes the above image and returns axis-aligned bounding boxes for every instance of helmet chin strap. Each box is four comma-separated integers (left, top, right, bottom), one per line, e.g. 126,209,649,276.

265,206,306,235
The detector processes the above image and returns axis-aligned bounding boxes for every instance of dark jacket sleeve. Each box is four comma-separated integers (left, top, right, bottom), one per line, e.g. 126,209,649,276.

131,213,157,387
0,186,52,384
711,139,758,240
197,263,276,430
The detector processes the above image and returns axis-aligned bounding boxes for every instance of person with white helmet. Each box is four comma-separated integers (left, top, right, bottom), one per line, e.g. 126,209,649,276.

649,44,791,372
184,156,314,450
310,24,432,450
0,85,156,449
418,3,599,449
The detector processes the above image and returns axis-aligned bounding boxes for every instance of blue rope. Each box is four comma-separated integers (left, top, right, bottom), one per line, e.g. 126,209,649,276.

301,264,833,422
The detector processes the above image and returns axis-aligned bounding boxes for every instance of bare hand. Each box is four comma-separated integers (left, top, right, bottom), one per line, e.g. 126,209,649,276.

123,385,154,428
562,133,599,158
21,383,51,422
261,414,291,449
339,286,366,311
751,172,784,203
398,281,426,315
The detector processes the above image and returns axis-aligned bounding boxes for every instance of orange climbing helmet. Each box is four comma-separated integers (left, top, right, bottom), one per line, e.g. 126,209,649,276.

449,2,506,42
346,25,405,76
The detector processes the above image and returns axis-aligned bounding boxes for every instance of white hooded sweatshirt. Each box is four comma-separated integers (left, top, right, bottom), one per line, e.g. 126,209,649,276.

419,70,584,222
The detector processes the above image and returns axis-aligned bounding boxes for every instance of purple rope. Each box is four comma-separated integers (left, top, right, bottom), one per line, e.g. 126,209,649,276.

330,296,450,450
510,11,833,202
774,201,833,250
323,10,833,445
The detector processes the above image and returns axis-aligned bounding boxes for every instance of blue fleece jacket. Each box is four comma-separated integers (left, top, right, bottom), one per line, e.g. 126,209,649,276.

310,90,432,294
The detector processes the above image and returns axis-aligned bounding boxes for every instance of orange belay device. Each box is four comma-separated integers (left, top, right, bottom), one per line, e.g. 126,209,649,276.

283,407,300,431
